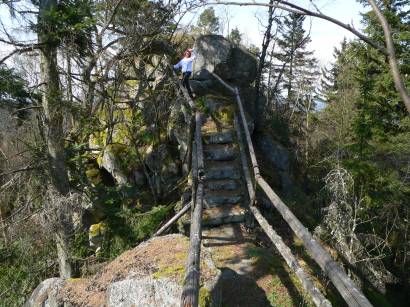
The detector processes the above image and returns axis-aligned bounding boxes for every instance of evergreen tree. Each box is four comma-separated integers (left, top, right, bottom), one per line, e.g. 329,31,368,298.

273,13,319,110
313,1,410,289
197,7,220,34
229,27,242,45
271,13,320,164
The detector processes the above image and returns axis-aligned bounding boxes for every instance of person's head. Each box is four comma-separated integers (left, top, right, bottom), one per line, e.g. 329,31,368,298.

183,50,192,58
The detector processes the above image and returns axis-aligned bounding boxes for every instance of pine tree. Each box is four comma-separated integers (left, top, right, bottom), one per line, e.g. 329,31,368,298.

273,13,319,110
197,7,220,34
314,1,410,289
271,13,320,163
229,27,242,45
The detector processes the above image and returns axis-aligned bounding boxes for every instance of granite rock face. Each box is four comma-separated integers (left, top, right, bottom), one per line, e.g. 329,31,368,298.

255,132,293,194
26,234,222,307
106,277,182,307
24,278,64,307
192,35,257,85
190,35,257,96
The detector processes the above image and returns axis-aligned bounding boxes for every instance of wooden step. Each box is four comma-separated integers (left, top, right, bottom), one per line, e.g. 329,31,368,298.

184,204,246,227
205,179,241,191
204,144,237,161
203,131,234,144
204,190,243,208
201,119,233,134
205,161,241,180
202,204,246,227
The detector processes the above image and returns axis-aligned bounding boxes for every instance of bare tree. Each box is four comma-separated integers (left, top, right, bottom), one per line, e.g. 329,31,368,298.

38,0,73,279
254,0,277,122
322,168,397,293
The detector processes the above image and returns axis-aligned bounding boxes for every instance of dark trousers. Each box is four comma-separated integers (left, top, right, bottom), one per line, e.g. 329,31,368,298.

182,71,193,98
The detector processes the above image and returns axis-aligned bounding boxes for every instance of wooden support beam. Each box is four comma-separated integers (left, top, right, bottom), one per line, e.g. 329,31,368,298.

249,204,332,307
230,79,372,307
257,178,372,307
154,202,191,237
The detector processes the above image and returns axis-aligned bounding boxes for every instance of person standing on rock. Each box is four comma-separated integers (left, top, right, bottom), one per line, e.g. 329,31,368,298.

173,48,195,99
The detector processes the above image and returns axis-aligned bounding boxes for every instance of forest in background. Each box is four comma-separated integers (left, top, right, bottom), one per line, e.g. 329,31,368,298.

0,0,409,306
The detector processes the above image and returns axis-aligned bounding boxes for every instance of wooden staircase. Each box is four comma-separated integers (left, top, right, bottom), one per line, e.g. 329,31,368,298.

183,104,249,228
165,67,373,307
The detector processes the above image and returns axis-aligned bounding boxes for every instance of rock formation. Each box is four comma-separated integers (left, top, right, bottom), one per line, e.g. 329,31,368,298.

25,234,221,307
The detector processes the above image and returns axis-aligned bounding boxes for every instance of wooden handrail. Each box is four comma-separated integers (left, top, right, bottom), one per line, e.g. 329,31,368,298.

153,61,199,238
180,110,204,307
234,114,331,307
234,87,261,178
165,58,196,174
159,59,204,306
211,73,372,307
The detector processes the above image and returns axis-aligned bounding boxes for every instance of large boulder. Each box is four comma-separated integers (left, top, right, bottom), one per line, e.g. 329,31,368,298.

26,234,222,307
192,35,257,85
24,278,64,307
189,35,257,97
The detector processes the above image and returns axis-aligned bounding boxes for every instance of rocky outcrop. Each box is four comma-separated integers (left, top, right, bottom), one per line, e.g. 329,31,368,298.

100,146,130,186
189,35,257,97
26,234,221,307
255,132,292,194
192,35,257,85
24,278,64,307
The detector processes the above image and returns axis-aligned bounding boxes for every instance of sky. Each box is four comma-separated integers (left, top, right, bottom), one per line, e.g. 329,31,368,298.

0,0,368,67
184,0,368,66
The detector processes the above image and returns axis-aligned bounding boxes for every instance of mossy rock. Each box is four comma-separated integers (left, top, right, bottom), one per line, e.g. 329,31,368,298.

89,222,107,238
85,168,103,185
45,234,222,306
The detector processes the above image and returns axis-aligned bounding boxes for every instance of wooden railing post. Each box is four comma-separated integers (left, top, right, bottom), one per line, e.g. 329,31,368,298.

181,110,204,307
163,59,204,306
154,202,191,237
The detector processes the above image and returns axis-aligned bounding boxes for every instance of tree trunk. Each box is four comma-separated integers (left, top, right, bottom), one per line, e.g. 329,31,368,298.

0,207,8,247
55,230,72,279
255,0,275,122
39,0,72,278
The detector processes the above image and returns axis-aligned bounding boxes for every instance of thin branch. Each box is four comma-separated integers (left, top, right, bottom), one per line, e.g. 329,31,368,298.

0,47,36,64
205,1,386,54
0,165,38,177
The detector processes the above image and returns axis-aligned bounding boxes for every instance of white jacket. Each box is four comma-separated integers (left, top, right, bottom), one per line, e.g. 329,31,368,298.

173,51,196,73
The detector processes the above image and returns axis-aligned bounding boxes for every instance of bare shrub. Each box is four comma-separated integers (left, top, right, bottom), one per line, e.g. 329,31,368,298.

322,168,397,293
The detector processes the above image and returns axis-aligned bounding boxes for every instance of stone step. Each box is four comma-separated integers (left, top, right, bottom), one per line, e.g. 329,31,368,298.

205,179,241,191
204,190,243,208
205,162,241,180
202,204,246,227
203,131,234,144
204,144,237,161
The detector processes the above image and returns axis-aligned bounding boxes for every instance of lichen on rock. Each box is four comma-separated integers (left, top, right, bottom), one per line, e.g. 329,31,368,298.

26,234,222,307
